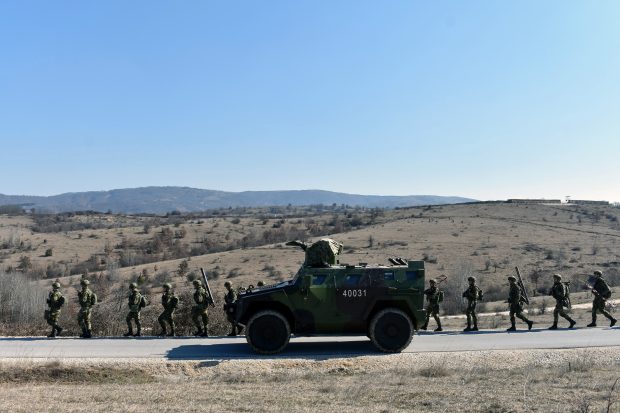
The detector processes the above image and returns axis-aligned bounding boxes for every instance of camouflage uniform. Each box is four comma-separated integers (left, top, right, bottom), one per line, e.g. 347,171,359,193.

192,280,210,336
420,280,442,332
45,282,65,337
548,274,575,329
507,276,533,331
77,279,97,338
587,271,616,327
224,281,241,336
462,277,483,331
158,283,178,336
124,283,145,337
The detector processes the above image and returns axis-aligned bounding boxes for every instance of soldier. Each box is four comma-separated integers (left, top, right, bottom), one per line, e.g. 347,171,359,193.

587,270,617,327
462,276,483,331
157,283,178,336
548,274,575,330
507,275,533,331
224,281,241,336
124,283,146,337
45,281,65,337
191,279,210,336
77,279,97,338
420,279,442,332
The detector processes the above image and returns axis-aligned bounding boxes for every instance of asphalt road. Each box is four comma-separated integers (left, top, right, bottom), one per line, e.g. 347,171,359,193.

0,327,618,360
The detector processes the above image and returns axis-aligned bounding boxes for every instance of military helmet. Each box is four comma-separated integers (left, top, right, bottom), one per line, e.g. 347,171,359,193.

429,279,437,284
224,281,231,288
52,282,60,289
192,279,201,286
163,283,171,290
80,279,90,286
129,282,138,289
467,276,476,282
594,270,603,277
553,273,562,280
507,275,516,281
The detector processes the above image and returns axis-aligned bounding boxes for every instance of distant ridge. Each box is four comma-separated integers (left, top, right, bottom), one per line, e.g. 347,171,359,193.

0,187,476,214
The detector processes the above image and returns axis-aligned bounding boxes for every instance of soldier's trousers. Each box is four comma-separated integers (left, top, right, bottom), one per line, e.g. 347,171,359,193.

424,304,441,327
46,310,61,329
553,303,573,324
592,297,614,322
78,308,92,332
509,303,530,325
191,307,209,331
465,301,478,327
126,311,141,331
158,310,175,332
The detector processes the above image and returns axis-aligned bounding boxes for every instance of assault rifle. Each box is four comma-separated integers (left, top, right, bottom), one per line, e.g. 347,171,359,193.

514,266,530,305
200,268,216,307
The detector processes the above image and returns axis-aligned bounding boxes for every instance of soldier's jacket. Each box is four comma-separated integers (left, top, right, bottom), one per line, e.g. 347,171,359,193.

462,285,483,302
593,277,612,299
47,291,65,311
161,292,179,312
78,288,97,309
550,282,568,303
424,286,441,306
508,283,524,305
193,287,209,309
224,289,237,306
128,291,144,312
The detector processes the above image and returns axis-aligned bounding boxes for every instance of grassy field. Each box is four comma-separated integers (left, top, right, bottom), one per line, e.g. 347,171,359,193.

0,347,619,412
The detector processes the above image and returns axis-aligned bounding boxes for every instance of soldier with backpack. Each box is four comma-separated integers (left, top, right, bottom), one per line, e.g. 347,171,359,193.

462,276,483,331
420,279,443,332
548,274,575,330
45,281,65,338
124,282,148,337
77,279,97,338
587,270,617,328
157,283,178,337
191,279,210,336
507,275,533,331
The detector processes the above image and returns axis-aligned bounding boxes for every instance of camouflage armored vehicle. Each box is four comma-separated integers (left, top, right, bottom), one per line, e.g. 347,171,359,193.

232,238,426,354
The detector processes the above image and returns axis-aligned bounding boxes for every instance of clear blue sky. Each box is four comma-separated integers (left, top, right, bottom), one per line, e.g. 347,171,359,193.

1,1,618,201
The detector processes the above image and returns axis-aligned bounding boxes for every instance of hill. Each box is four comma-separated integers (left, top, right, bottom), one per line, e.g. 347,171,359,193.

0,187,475,214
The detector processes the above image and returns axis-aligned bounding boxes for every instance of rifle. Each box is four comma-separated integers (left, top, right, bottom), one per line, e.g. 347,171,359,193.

435,274,448,285
515,266,530,305
200,268,216,307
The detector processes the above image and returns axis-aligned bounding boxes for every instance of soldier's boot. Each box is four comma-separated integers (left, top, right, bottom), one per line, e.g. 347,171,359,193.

587,316,597,328
506,322,516,331
568,319,576,329
464,316,471,331
158,320,167,336
236,325,244,335
527,320,533,331
123,326,134,337
47,327,57,338
80,327,88,338
420,323,428,331
85,330,92,338
228,325,237,336
548,324,558,330
55,326,63,336
610,318,617,328
434,320,442,332
168,324,176,337
201,325,209,337
471,324,479,332
471,314,479,331
193,328,203,336
135,324,142,337
463,325,471,332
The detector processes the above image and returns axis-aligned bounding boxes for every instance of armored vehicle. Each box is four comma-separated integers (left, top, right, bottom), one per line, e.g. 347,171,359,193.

232,238,426,354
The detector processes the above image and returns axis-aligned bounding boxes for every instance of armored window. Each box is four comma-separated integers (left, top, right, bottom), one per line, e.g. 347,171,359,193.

342,274,362,288
384,272,395,281
312,274,327,285
406,271,419,281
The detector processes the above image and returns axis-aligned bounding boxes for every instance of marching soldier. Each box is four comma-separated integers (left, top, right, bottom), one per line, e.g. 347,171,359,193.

157,283,178,337
507,275,533,331
77,279,97,338
191,279,210,337
45,281,65,337
462,276,483,331
420,279,443,332
548,274,575,330
587,270,617,327
224,281,241,336
124,283,146,337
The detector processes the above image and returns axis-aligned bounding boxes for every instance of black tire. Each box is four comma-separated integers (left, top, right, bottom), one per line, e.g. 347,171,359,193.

369,308,413,353
245,310,291,354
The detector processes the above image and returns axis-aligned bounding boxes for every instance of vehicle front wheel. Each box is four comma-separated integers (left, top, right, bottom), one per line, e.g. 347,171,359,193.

246,310,291,354
369,308,413,353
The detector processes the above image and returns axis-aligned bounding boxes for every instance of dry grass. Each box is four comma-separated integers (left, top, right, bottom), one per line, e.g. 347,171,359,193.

0,348,619,412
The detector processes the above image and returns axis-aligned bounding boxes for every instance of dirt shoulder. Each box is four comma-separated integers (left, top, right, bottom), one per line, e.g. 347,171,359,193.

1,347,619,412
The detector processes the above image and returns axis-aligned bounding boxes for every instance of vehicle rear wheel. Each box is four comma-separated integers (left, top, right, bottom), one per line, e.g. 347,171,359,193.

246,310,291,354
369,308,413,353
